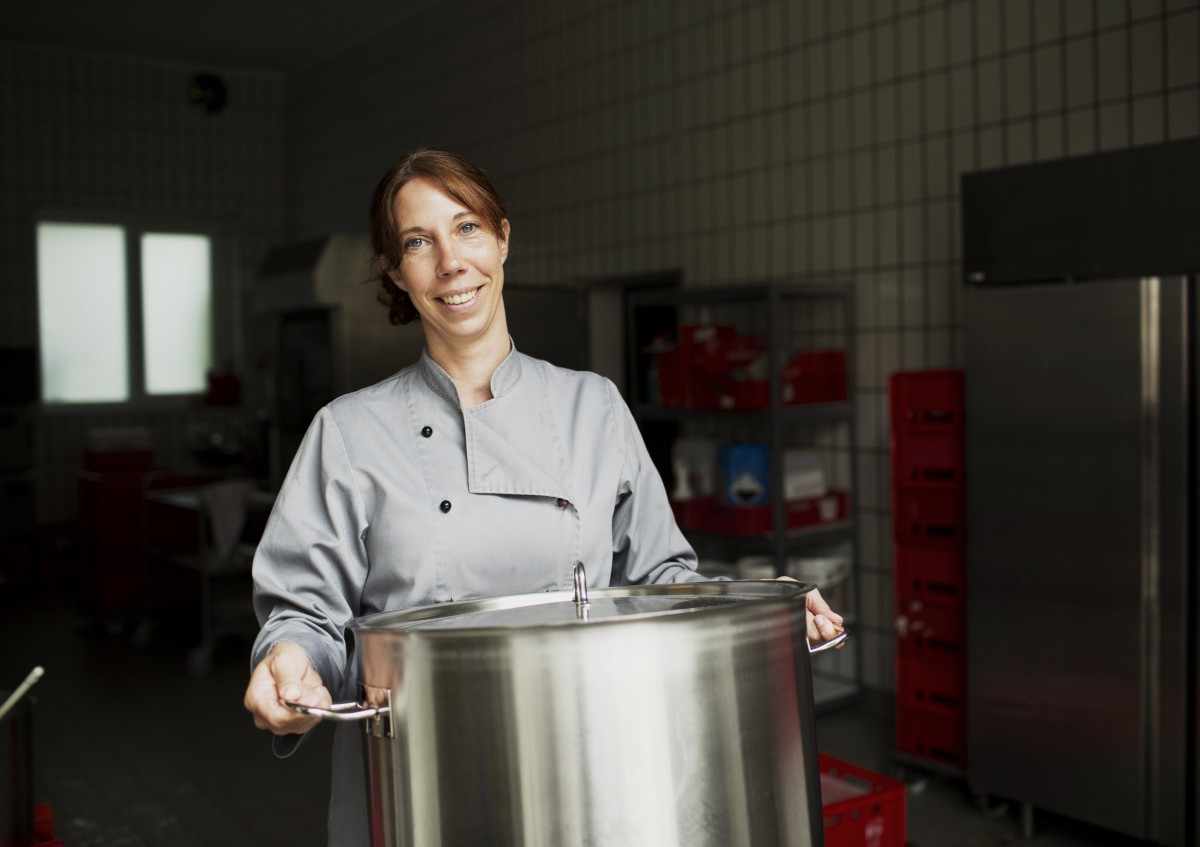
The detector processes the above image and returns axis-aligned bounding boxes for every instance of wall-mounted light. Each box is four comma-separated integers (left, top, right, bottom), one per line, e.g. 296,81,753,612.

188,73,227,114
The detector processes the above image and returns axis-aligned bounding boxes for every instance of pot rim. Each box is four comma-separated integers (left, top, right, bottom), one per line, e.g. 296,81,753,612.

348,579,815,637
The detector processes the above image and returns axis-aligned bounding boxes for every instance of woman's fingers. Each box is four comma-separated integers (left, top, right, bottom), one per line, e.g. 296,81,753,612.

804,586,844,627
807,611,846,647
768,581,846,646
244,643,331,735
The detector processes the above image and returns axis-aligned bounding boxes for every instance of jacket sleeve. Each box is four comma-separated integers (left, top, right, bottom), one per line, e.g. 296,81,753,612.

607,380,708,585
250,407,370,697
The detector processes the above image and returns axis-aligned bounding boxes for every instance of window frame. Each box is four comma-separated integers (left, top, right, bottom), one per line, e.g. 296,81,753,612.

35,211,236,411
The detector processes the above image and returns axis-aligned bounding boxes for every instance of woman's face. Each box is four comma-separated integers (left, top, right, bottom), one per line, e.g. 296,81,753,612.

386,177,510,357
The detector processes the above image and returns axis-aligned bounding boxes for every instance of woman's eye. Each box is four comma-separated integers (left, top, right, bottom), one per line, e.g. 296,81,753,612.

460,222,478,234
404,237,426,251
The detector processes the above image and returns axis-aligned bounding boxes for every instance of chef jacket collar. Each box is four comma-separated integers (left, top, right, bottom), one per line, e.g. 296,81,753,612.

418,338,522,407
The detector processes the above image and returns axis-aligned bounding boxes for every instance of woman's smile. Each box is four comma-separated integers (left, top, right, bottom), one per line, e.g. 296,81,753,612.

439,287,479,307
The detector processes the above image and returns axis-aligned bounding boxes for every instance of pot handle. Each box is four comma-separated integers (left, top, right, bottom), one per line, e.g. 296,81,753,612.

808,630,849,654
284,700,386,721
284,700,393,738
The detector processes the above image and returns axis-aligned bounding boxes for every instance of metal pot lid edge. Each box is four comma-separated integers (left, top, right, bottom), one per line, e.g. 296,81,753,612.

348,579,816,635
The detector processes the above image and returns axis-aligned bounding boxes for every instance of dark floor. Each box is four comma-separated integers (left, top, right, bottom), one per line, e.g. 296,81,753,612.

0,570,1153,847
0,580,334,847
816,693,1152,847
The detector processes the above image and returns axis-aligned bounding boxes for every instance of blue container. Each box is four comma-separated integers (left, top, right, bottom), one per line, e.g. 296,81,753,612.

719,442,769,506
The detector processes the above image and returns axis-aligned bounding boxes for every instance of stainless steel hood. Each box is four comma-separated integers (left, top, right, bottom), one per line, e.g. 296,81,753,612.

255,233,375,314
254,232,423,392
255,233,423,485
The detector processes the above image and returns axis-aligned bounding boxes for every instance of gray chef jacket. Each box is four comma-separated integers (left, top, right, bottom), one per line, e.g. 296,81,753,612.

251,343,706,845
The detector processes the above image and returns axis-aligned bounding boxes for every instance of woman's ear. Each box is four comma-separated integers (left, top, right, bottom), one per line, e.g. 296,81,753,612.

499,219,511,264
380,257,406,290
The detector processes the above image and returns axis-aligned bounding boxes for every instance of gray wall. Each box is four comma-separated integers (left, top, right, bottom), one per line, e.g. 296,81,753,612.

0,43,288,525
281,0,1200,691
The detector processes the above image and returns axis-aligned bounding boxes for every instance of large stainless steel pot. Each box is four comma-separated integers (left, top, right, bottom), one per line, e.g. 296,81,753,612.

296,569,844,847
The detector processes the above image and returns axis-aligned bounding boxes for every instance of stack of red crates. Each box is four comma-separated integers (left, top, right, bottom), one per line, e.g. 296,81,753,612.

819,753,907,847
888,369,967,771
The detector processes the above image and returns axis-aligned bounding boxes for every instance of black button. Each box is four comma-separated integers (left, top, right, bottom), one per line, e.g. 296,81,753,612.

556,498,569,508
421,426,433,438
440,500,452,513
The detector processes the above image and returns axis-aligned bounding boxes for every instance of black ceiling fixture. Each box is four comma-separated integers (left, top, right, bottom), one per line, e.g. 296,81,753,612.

187,73,227,114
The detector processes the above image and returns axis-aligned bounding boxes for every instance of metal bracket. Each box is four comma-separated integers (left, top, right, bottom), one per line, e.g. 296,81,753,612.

361,686,393,739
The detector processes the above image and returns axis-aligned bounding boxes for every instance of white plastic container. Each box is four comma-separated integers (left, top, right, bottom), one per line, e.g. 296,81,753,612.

786,554,848,586
784,450,827,500
670,437,718,501
734,555,779,581
786,549,851,611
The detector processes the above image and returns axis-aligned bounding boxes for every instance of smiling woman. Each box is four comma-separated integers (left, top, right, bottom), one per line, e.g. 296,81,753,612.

370,148,508,327
379,177,511,394
242,147,845,847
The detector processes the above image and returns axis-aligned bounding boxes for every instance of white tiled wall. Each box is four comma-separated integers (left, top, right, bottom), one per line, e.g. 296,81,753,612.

284,0,1200,691
0,42,287,524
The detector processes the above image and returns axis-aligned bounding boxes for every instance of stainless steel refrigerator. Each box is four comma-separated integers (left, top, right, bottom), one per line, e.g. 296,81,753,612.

964,275,1197,845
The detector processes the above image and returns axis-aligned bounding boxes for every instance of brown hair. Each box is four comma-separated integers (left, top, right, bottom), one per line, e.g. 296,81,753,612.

370,148,508,325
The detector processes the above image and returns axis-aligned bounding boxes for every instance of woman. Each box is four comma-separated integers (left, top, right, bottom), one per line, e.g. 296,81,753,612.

243,148,844,843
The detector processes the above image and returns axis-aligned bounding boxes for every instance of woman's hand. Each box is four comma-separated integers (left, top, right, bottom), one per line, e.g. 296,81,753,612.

803,585,846,647
244,641,332,735
771,578,846,648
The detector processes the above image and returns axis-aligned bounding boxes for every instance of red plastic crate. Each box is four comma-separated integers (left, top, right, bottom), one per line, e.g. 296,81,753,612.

657,325,754,408
895,596,965,658
695,332,767,376
669,496,713,529
657,329,847,411
890,430,965,491
33,802,61,846
888,369,964,435
783,349,848,404
896,707,967,769
715,349,848,410
82,448,154,473
894,543,964,604
712,373,847,410
819,753,907,847
892,488,965,550
672,491,849,536
896,653,965,718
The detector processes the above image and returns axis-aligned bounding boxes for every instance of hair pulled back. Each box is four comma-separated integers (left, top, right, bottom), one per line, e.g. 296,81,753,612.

370,148,508,325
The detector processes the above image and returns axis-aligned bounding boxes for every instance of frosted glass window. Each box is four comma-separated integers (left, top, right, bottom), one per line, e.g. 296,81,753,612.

37,221,217,404
141,233,212,395
37,223,129,403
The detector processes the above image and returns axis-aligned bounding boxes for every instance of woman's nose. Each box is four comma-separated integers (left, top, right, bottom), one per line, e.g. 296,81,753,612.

436,242,465,276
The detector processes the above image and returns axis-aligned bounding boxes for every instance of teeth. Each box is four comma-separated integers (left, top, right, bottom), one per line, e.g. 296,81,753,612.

442,289,478,306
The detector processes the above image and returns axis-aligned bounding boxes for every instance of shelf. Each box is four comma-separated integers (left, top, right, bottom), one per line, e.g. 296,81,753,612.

813,676,860,712
633,402,853,424
628,279,861,713
628,281,852,308
682,520,855,552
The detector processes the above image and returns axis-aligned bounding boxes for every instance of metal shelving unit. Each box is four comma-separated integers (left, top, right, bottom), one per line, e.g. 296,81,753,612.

626,282,860,709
